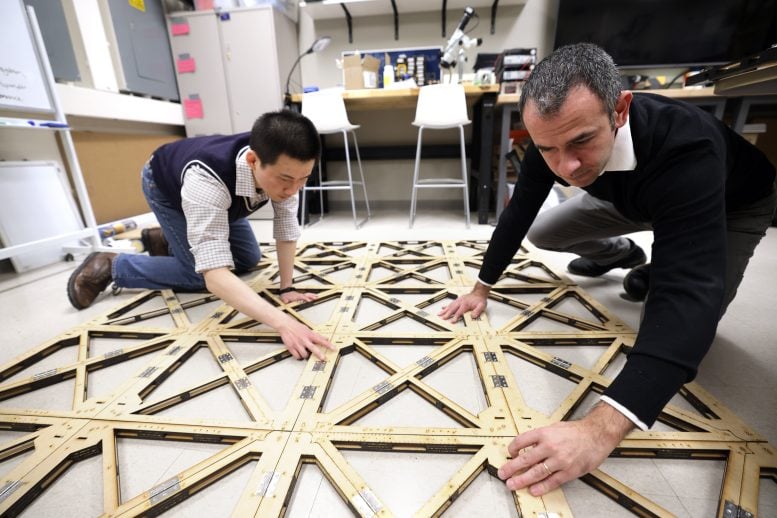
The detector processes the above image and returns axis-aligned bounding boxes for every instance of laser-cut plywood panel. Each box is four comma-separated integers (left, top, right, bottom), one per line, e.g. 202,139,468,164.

0,240,774,517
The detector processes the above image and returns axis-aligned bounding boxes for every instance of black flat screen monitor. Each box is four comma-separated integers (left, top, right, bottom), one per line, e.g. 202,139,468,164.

553,0,777,68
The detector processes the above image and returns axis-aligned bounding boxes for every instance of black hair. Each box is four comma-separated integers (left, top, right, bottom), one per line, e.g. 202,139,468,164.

249,110,320,165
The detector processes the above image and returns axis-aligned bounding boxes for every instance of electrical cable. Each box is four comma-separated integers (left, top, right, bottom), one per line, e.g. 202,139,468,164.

664,68,690,89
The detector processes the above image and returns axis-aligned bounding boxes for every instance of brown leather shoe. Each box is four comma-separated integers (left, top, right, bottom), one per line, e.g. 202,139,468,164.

141,227,169,256
67,252,117,310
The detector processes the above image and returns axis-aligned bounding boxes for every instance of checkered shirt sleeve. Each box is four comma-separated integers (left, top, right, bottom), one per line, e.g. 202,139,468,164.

181,164,235,273
270,195,301,242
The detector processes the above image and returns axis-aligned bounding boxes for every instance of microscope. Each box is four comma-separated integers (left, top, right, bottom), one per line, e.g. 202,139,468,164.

440,7,482,83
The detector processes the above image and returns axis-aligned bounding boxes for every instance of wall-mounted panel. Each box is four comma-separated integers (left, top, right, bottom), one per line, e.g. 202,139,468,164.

104,0,180,101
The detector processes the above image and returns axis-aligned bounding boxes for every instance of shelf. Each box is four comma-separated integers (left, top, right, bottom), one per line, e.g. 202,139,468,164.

714,62,777,96
56,83,184,127
300,0,525,21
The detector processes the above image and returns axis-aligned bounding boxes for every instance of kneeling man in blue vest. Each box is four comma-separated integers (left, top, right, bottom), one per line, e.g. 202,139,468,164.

67,110,334,361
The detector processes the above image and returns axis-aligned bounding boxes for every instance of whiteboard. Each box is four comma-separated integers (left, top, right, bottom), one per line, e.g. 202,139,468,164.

0,161,84,272
0,0,54,112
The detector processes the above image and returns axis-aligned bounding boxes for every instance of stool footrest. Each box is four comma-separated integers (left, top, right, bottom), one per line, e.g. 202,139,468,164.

414,180,466,188
305,181,354,191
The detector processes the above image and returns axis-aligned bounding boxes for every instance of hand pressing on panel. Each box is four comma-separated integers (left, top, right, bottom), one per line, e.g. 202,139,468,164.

280,289,318,304
438,282,490,323
276,314,334,361
497,402,634,496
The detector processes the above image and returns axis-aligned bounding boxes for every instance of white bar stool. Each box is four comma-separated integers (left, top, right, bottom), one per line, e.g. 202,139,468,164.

409,83,471,228
301,89,371,229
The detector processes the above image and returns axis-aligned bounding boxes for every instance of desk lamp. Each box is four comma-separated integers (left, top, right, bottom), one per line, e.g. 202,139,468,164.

284,36,332,109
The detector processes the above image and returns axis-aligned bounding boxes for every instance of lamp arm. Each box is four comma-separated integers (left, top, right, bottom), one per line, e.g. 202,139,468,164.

284,52,308,108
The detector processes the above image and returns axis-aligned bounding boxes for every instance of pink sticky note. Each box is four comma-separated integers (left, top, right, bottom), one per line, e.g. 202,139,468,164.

177,57,196,73
171,22,190,36
183,97,203,119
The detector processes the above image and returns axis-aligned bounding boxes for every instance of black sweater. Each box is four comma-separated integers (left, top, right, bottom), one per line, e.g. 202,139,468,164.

480,93,775,425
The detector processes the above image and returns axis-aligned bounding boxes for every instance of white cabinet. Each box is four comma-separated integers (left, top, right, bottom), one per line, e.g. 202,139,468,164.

168,6,300,136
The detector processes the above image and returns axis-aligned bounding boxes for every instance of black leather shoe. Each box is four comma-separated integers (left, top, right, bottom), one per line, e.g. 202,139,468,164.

567,239,647,277
623,263,651,301
141,227,169,256
67,252,117,310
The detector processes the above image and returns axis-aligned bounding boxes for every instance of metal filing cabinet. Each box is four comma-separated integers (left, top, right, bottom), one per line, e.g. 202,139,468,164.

101,0,180,101
167,6,300,137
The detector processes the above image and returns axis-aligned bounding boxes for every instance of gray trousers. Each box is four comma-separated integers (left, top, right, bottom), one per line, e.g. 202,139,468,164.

527,189,777,313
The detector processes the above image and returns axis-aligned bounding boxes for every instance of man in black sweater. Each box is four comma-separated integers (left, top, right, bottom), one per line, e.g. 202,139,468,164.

439,43,776,495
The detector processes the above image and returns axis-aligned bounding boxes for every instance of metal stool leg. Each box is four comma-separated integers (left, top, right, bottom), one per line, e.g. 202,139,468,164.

409,126,424,228
301,175,308,227
459,124,470,228
317,157,325,225
351,131,371,220
341,129,359,229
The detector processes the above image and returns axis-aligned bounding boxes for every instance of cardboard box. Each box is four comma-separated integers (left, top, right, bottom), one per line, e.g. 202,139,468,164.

343,54,380,90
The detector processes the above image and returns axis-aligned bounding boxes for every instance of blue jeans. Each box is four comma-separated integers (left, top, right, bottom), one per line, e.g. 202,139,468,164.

112,163,260,290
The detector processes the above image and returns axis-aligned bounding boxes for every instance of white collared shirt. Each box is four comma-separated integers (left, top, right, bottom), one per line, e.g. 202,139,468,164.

601,117,638,173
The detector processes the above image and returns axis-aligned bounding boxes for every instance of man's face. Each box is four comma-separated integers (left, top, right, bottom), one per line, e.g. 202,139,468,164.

523,86,630,188
249,152,314,202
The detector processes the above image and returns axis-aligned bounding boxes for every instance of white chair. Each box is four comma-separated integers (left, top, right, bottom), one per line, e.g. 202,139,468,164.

409,83,471,228
301,89,371,229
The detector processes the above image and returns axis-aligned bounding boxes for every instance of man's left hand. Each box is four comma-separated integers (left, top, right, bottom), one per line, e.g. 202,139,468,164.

497,402,634,496
280,289,318,304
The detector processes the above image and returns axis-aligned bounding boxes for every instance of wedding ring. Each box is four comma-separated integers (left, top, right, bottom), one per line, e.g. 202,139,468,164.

541,461,553,478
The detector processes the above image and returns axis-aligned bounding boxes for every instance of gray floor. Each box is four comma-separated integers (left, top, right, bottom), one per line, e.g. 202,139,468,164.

0,206,775,516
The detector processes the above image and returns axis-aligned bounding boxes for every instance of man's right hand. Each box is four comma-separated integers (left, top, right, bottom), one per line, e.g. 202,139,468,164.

202,267,335,361
277,316,335,361
438,283,490,323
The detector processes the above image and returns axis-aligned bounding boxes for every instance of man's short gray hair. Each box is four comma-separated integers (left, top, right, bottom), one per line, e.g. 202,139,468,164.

519,43,622,125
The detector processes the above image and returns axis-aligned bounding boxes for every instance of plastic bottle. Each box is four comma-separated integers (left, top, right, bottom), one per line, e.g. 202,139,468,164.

383,64,394,88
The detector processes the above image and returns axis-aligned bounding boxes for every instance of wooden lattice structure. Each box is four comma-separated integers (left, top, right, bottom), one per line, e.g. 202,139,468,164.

0,240,774,516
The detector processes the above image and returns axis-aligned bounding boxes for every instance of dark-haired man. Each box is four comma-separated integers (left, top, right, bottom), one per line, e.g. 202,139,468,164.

68,110,334,361
440,43,776,494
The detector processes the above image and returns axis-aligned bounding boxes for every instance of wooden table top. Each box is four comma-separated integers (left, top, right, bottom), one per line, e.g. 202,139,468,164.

291,83,500,110
292,84,726,110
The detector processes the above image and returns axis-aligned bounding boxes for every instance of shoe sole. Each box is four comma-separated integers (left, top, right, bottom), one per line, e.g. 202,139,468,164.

567,258,647,277
568,255,646,277
66,252,99,310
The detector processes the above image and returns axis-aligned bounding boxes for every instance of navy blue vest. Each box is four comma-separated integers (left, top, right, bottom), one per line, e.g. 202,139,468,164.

150,132,266,221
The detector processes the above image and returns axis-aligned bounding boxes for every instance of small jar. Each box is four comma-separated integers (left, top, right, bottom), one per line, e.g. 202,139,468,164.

396,54,408,80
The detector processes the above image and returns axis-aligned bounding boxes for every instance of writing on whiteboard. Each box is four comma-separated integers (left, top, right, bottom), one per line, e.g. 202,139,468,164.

0,66,27,103
0,0,53,112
